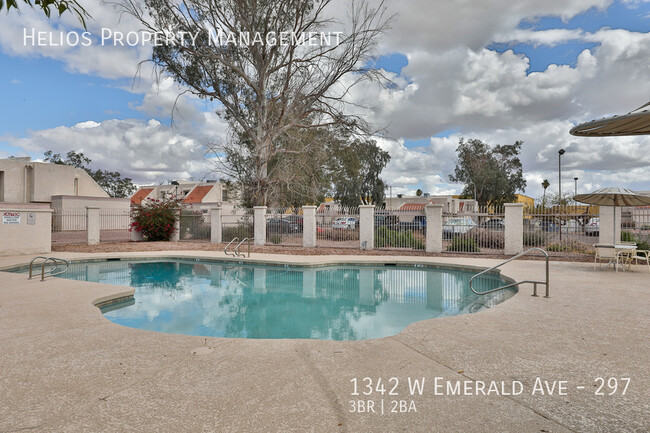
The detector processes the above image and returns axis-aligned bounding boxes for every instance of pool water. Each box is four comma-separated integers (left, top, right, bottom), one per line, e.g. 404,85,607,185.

37,260,516,340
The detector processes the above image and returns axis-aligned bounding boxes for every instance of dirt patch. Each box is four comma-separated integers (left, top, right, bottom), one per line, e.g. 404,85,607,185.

52,241,594,262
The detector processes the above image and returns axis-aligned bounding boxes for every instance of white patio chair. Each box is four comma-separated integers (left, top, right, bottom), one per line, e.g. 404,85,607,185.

593,244,619,271
629,250,650,272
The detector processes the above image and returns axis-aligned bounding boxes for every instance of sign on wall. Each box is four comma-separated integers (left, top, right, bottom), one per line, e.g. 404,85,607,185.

2,212,21,224
27,213,36,225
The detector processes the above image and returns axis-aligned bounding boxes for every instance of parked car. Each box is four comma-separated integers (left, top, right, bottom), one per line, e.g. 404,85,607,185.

283,215,303,233
585,217,599,236
443,217,476,238
375,214,400,229
399,215,427,231
332,217,358,230
479,218,505,231
266,217,302,234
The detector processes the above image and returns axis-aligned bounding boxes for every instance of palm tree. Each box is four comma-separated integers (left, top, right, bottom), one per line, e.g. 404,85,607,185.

542,179,550,208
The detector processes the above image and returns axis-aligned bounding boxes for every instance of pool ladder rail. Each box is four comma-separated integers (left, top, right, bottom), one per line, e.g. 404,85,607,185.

469,248,550,298
224,237,251,258
28,256,70,281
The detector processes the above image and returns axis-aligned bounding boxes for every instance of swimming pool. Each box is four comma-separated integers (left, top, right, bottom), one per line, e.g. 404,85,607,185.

19,259,516,340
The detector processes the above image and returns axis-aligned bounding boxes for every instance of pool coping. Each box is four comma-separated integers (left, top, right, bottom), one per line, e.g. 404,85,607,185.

1,250,648,432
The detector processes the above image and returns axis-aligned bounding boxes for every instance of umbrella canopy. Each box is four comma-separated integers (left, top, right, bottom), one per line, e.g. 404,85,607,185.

569,102,650,137
574,187,650,207
574,188,650,246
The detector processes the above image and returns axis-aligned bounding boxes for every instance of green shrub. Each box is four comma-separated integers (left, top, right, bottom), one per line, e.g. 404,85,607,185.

471,228,504,249
547,240,591,254
524,231,547,247
374,227,424,250
447,237,480,252
621,231,650,250
620,231,634,242
130,198,182,241
268,234,283,244
222,224,253,241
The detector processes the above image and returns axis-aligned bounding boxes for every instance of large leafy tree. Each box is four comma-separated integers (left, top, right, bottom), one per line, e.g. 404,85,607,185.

209,126,389,209
449,138,526,207
43,150,137,198
1,0,90,28
328,137,390,208
122,0,391,205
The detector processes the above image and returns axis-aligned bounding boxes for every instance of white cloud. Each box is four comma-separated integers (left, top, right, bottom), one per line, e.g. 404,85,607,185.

5,118,218,184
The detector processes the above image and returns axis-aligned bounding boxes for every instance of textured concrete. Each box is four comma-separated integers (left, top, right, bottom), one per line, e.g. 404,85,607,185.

0,252,648,433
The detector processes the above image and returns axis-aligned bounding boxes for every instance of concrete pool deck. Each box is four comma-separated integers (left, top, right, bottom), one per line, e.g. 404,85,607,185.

0,251,648,433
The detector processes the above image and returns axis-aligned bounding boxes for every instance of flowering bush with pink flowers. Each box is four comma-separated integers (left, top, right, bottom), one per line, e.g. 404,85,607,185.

130,198,182,241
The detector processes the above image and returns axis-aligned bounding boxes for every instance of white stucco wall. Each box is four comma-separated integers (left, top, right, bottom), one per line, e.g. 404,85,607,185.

0,158,109,204
0,203,52,256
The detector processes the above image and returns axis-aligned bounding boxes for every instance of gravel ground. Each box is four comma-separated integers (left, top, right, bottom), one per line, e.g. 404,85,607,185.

52,241,594,262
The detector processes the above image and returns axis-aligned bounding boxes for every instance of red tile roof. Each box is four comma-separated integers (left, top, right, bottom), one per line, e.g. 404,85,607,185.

183,185,213,204
399,203,426,211
131,188,153,205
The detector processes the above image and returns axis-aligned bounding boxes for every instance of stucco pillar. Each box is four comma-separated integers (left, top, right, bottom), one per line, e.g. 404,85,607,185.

86,206,100,245
425,204,443,253
504,203,524,255
254,206,267,246
210,207,222,244
359,205,375,250
171,211,180,242
130,229,143,242
599,207,621,245
302,205,317,248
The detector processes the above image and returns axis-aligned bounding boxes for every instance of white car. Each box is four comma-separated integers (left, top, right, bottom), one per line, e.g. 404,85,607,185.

443,217,477,237
332,217,357,230
585,217,599,236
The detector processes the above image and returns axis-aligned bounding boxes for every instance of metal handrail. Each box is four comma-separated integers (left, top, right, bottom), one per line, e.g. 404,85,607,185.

469,248,550,298
28,256,70,281
224,237,239,256
234,238,251,258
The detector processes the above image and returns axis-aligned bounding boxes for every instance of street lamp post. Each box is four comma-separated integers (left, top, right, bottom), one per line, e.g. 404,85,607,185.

574,177,578,197
558,149,565,242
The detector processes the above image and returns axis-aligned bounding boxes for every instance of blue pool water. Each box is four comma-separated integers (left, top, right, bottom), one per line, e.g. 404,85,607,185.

25,259,516,340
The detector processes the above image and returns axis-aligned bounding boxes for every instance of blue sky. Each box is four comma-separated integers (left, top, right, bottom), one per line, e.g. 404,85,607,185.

1,0,649,196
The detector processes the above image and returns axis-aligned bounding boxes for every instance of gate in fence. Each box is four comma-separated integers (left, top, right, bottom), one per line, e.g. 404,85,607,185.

442,205,505,254
51,208,87,245
523,204,598,254
374,207,426,251
266,207,303,246
99,209,131,243
179,209,211,241
316,205,360,249
221,208,254,242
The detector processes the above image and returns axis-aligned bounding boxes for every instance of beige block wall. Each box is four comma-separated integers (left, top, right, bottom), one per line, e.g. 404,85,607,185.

0,203,52,256
32,163,108,202
51,196,130,210
0,159,29,202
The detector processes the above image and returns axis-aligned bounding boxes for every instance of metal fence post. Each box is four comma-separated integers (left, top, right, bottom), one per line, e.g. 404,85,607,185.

210,207,222,244
359,205,375,250
425,204,443,253
86,206,100,245
254,206,267,246
302,205,317,248
504,203,524,255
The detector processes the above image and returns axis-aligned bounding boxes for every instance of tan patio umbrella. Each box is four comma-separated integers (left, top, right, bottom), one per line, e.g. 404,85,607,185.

573,187,650,243
570,102,650,136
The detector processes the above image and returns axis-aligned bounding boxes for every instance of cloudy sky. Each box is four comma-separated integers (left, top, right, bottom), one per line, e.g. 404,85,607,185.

1,0,649,200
